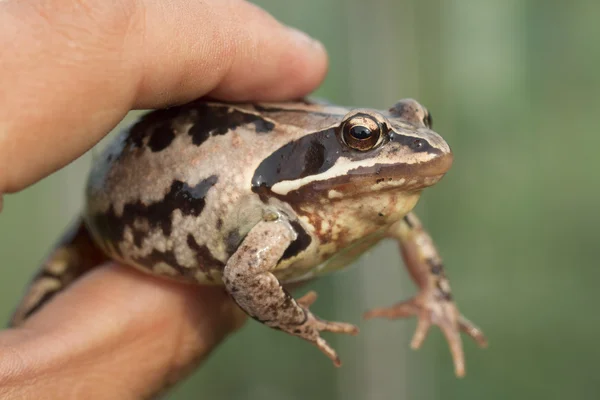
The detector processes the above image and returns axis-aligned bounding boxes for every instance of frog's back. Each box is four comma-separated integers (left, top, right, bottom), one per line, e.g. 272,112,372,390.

84,100,347,283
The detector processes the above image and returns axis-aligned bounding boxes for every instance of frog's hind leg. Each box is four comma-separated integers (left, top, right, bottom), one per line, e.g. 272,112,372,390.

10,218,108,327
223,217,359,366
364,212,487,377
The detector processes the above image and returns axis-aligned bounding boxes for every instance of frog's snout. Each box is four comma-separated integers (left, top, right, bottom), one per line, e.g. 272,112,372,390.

435,149,454,175
416,150,453,181
422,131,453,177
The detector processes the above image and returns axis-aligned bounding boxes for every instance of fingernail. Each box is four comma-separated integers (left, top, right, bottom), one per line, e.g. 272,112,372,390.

287,26,326,51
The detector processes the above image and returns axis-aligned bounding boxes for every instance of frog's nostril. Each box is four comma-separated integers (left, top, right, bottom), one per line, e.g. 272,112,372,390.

410,139,425,150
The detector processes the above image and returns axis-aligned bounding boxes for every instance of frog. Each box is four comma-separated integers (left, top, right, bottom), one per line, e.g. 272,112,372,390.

9,98,487,377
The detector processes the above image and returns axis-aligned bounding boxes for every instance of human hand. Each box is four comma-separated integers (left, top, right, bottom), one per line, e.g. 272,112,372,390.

0,0,327,398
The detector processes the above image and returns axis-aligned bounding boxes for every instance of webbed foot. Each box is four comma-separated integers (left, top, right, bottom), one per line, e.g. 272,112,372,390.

364,291,487,377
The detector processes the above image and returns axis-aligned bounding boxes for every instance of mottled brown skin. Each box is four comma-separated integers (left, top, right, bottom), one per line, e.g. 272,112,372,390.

83,99,353,285
11,98,486,375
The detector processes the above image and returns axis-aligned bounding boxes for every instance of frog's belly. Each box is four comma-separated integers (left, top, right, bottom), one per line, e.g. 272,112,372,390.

114,254,227,285
89,237,226,285
97,229,384,286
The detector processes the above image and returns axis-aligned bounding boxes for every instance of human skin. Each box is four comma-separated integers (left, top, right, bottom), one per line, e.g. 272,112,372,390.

0,0,328,398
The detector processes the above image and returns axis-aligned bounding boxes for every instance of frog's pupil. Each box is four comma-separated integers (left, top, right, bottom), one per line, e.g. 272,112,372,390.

350,125,371,140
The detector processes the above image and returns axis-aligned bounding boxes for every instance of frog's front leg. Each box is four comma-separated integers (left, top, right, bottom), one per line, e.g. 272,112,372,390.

224,216,358,366
365,212,487,377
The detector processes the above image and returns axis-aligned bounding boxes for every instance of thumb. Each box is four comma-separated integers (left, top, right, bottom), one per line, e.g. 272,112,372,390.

0,0,328,193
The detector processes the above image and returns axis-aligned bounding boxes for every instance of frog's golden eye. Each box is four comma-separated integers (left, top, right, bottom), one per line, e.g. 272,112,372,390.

423,111,432,129
341,114,383,151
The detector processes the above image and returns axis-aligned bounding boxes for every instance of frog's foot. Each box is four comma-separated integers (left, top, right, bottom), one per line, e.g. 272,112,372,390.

282,291,359,367
10,219,107,326
364,291,487,377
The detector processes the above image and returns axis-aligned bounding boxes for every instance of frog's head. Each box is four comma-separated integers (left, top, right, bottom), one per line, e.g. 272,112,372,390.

252,99,453,204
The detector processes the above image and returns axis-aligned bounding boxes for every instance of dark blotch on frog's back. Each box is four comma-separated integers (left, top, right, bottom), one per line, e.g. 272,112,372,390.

147,123,176,152
127,107,182,152
187,102,275,146
125,101,275,152
89,175,218,249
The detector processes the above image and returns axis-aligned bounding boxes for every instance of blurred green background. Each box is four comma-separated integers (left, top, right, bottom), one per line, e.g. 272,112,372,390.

2,0,599,399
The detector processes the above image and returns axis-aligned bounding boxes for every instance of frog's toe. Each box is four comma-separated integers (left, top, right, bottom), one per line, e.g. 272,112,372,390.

457,315,488,347
297,290,318,307
314,337,342,367
291,291,359,367
364,294,487,377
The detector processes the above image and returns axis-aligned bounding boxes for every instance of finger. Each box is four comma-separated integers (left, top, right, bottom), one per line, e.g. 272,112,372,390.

0,0,328,193
0,264,246,399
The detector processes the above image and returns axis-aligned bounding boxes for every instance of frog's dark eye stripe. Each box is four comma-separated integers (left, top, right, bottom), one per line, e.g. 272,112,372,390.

252,128,340,194
389,132,436,154
341,114,383,151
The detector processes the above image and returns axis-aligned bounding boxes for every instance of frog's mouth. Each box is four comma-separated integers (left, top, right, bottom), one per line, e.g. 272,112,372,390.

365,150,454,180
265,151,453,204
321,151,453,192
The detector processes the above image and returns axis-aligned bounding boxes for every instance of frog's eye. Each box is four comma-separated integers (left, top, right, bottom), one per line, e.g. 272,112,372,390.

341,114,383,151
423,111,432,129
